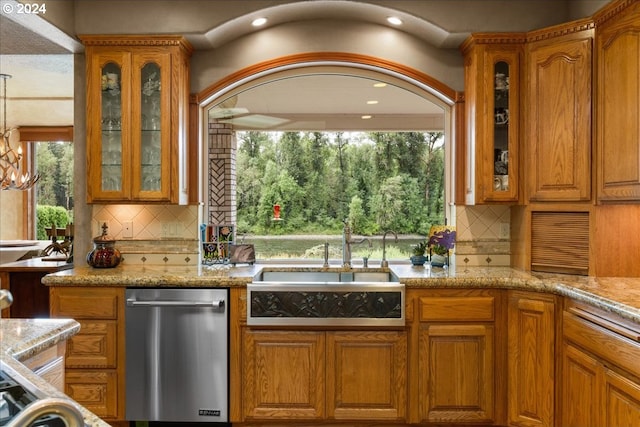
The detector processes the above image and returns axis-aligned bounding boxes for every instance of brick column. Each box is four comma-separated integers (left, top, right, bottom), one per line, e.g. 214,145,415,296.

207,122,236,225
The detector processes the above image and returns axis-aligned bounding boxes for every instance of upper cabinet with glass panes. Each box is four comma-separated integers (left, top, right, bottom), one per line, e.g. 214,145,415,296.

460,34,523,204
81,35,192,204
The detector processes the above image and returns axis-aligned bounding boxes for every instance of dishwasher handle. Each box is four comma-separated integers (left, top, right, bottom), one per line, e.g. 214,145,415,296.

126,298,225,309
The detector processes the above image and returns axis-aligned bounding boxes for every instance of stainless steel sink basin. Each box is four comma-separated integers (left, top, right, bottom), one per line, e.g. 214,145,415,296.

249,269,404,327
256,270,399,283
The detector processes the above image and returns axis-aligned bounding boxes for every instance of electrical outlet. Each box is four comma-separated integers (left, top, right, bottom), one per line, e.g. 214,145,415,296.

162,222,179,237
123,221,133,238
499,222,510,239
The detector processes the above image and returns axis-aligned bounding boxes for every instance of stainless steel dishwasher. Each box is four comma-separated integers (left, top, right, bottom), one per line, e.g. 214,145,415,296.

125,288,228,423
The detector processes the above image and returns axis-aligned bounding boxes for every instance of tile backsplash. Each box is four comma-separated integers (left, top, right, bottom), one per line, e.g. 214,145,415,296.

91,204,511,267
92,204,199,265
454,205,511,267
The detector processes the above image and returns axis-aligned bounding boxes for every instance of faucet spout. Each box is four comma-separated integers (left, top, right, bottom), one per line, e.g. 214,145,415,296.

7,397,85,427
381,230,398,267
342,221,372,268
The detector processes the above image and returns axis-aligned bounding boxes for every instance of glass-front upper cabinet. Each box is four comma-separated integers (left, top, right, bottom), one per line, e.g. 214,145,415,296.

461,35,522,204
131,53,171,200
100,61,125,195
492,60,511,195
82,36,192,204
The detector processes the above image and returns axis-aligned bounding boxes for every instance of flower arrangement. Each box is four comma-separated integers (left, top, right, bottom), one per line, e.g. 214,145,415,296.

427,226,456,254
427,225,456,267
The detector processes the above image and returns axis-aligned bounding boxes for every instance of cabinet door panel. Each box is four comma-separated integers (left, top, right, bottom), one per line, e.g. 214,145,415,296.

242,330,325,420
65,370,119,420
528,36,592,201
508,292,555,427
419,324,494,423
561,344,601,427
597,3,640,202
326,331,407,420
131,52,172,201
604,369,640,427
86,51,132,202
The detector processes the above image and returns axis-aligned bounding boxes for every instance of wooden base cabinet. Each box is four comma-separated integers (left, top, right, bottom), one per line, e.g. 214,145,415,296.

507,291,556,427
242,330,325,420
326,331,407,421
241,328,407,422
50,287,125,422
562,301,640,426
412,289,506,425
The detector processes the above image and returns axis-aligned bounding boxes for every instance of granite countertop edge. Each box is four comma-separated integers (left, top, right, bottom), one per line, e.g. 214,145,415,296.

42,264,640,325
1,319,110,427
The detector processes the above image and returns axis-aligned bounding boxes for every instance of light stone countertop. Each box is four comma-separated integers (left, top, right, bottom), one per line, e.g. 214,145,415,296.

0,318,111,427
42,263,640,325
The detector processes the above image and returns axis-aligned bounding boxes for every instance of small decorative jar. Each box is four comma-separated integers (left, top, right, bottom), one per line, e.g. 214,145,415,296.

87,223,121,268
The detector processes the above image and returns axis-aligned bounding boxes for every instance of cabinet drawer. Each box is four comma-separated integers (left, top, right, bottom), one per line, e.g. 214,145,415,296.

65,320,117,368
50,288,120,319
22,342,65,372
419,296,495,322
35,356,65,392
65,370,118,419
563,310,640,379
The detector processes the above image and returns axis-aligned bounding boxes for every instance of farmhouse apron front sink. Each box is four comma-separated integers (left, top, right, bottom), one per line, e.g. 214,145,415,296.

248,269,404,327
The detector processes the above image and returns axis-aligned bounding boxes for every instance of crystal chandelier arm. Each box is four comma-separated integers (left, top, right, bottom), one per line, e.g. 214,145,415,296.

0,74,40,191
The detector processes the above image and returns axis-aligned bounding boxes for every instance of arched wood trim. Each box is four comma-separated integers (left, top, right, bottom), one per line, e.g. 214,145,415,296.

196,52,457,104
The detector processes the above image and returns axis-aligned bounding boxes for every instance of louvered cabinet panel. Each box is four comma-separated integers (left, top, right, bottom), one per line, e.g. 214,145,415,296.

531,211,589,275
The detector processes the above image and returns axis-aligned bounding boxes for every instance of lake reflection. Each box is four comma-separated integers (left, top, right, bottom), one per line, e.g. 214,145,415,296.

242,235,424,260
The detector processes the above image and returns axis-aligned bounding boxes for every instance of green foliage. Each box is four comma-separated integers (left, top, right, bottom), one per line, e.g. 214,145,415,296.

412,241,428,256
236,131,445,236
36,205,70,240
35,142,74,240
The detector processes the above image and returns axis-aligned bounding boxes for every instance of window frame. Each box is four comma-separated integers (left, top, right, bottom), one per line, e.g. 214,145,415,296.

19,126,74,240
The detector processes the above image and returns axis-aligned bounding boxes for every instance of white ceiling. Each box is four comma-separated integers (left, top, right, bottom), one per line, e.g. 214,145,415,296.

0,0,611,131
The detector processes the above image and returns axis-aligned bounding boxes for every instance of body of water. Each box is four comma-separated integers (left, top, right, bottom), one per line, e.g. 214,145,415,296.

241,235,424,260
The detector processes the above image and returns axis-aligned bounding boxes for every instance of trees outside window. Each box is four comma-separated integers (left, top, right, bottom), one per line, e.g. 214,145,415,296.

236,131,444,259
35,141,73,240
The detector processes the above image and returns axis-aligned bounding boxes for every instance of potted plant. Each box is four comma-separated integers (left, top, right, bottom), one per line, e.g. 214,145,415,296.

429,244,448,267
410,241,428,266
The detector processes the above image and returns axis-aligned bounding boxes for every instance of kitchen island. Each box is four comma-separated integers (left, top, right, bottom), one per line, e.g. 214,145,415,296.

0,318,110,427
42,263,640,426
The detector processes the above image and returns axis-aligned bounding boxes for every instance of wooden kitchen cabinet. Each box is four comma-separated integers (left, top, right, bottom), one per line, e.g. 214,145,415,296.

561,300,640,426
507,291,557,427
526,23,593,202
242,329,326,420
23,341,67,392
461,34,523,204
241,328,408,422
595,1,640,202
413,289,506,425
326,331,407,420
50,287,125,422
235,288,407,423
81,35,192,204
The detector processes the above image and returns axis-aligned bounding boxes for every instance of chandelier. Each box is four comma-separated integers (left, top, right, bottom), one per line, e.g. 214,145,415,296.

0,73,39,190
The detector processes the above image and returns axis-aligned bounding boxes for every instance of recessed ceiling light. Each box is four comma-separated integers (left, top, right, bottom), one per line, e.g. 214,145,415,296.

252,17,268,27
373,82,387,88
387,16,403,26
361,115,372,120
367,100,379,105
